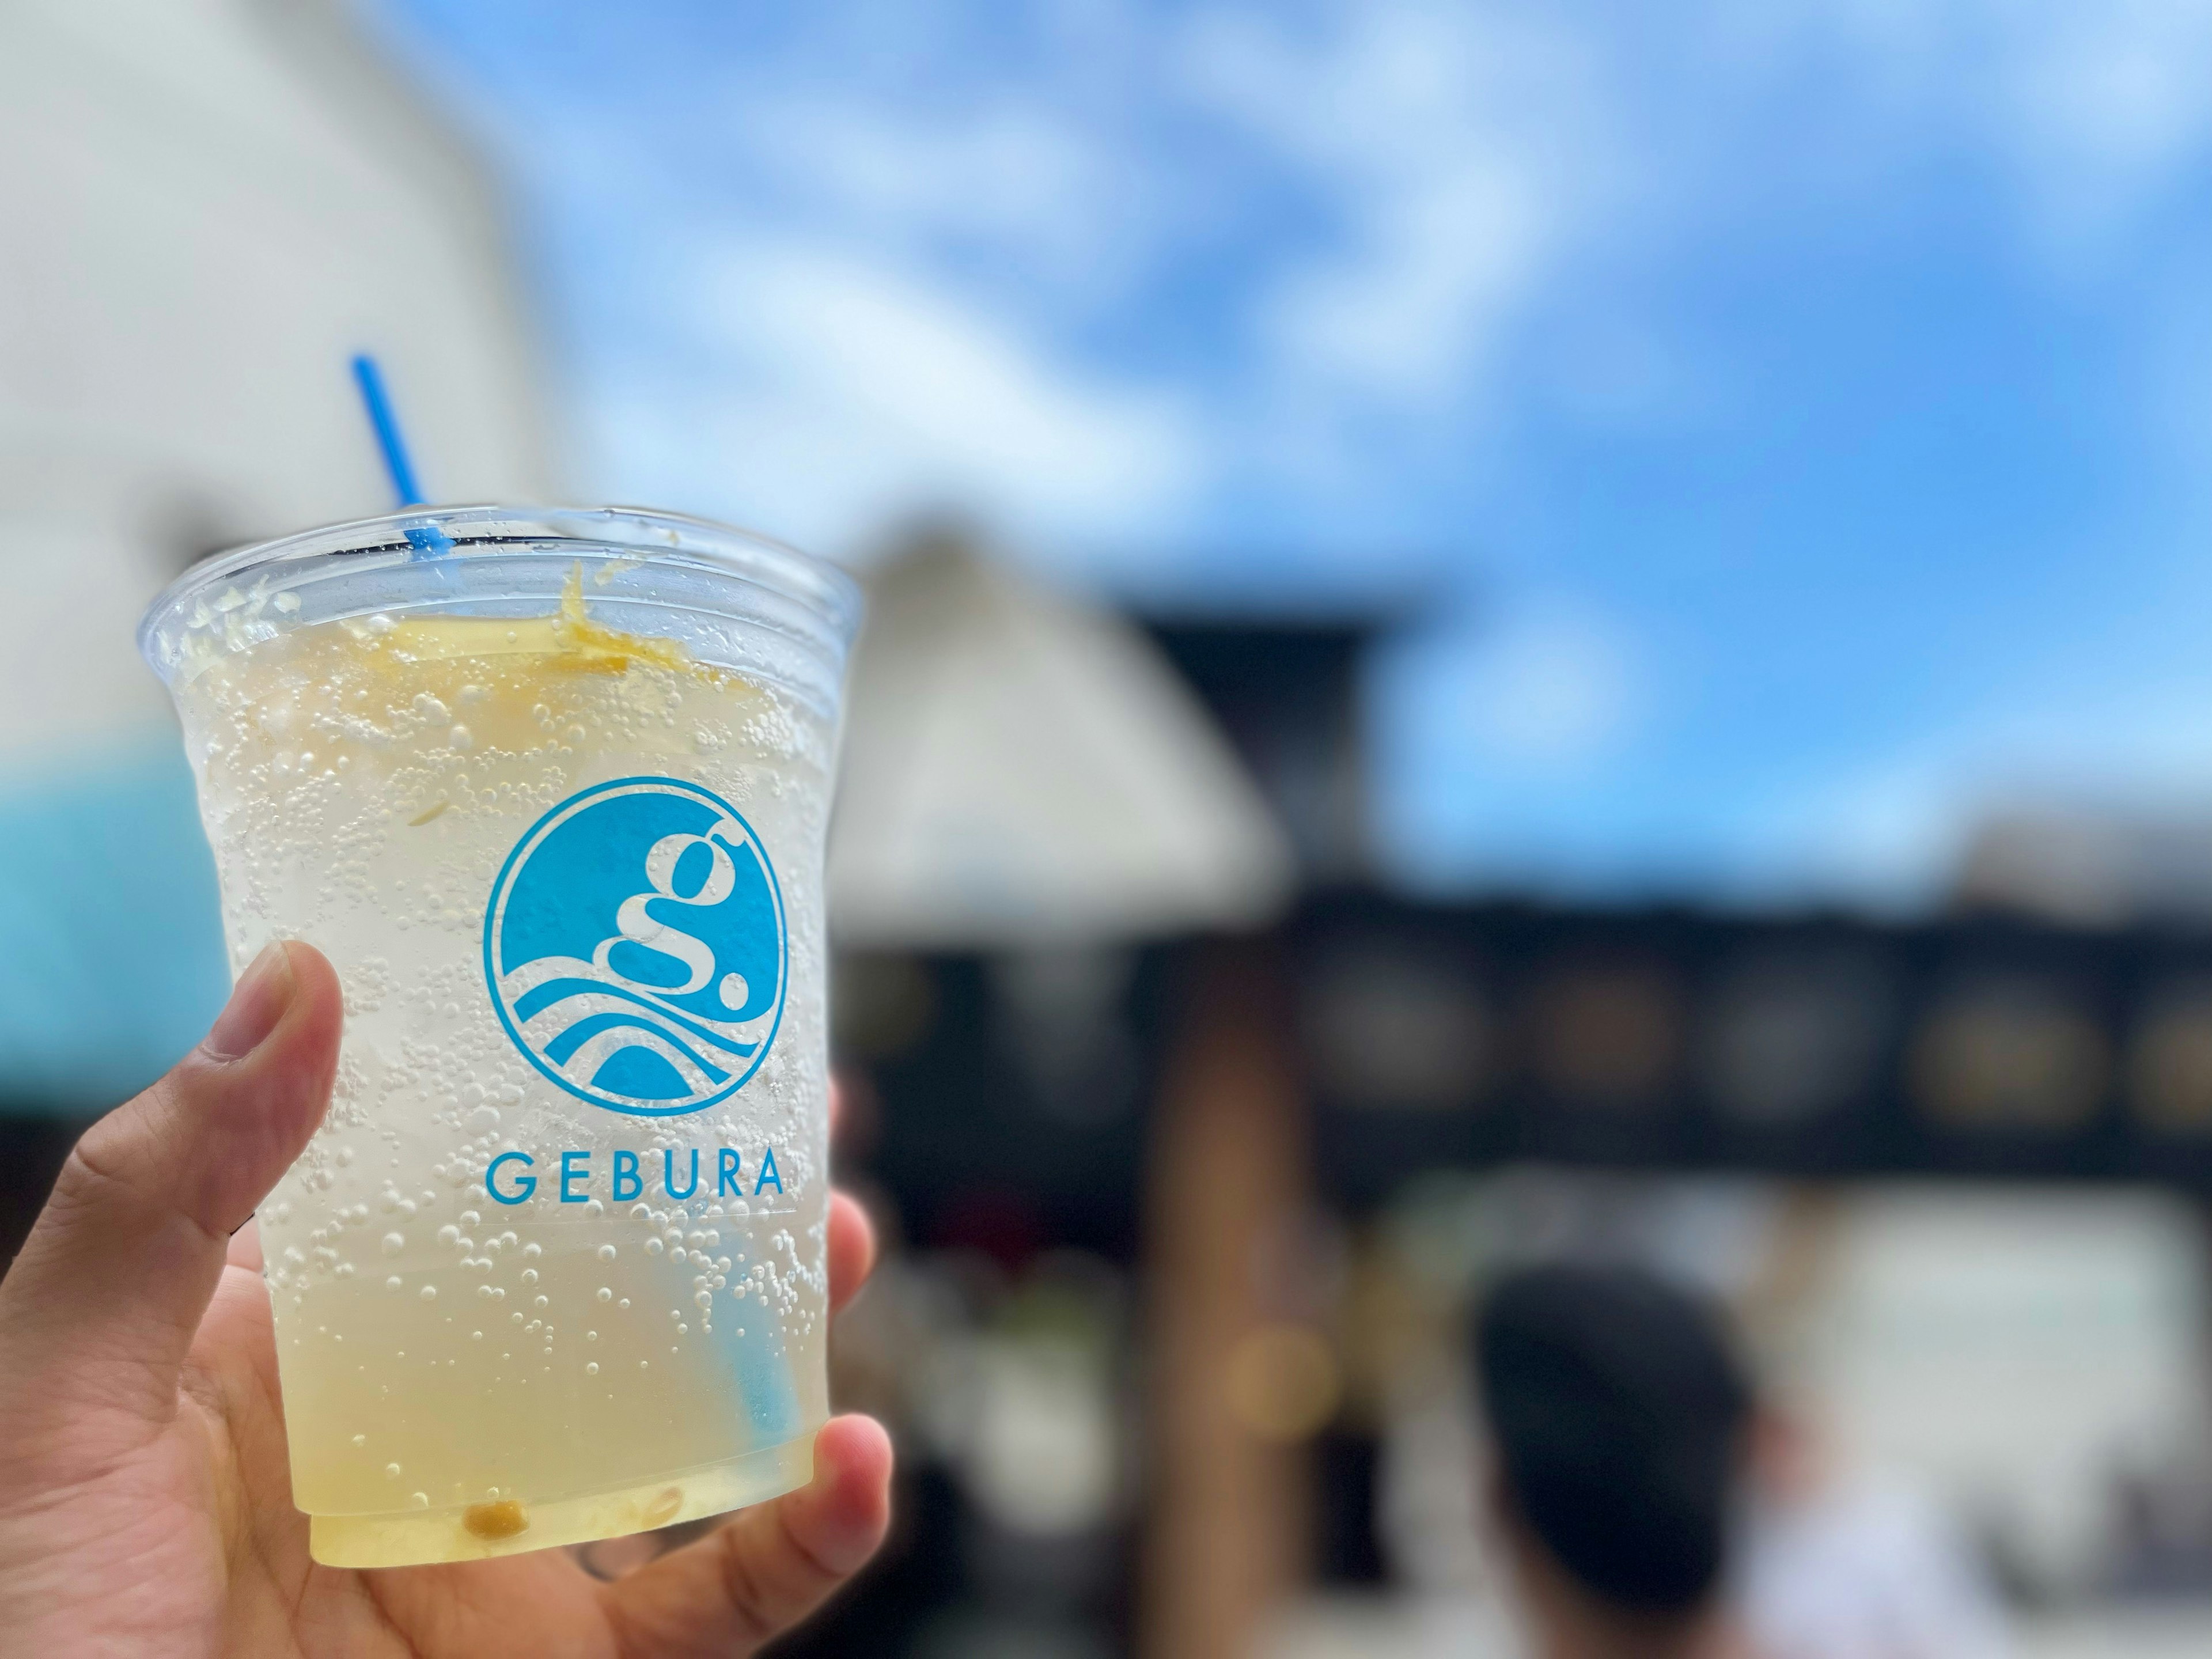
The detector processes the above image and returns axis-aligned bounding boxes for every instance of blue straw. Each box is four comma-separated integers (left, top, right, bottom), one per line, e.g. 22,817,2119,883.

350,354,450,557
352,354,422,506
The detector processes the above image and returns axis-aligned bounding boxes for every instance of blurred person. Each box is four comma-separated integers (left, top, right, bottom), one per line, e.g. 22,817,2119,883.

1475,1263,1758,1659
1475,1262,2013,1659
0,941,893,1657
1736,1411,2013,1659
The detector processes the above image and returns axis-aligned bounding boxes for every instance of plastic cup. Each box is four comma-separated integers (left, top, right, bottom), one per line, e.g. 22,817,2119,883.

139,506,861,1566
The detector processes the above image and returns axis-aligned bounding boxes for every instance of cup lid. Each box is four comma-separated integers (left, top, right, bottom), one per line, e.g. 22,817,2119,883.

139,505,864,711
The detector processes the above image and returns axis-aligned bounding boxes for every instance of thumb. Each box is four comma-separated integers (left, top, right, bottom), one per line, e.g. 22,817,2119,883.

0,940,342,1426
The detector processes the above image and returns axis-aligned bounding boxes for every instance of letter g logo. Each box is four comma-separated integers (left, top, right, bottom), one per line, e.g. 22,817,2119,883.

483,778,787,1116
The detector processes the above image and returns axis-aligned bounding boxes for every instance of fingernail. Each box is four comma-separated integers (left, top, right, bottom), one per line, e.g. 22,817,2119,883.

206,942,298,1059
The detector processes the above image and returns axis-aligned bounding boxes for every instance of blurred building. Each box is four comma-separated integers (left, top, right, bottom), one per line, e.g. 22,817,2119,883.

0,0,552,1110
1142,616,1382,882
1959,806,2212,928
822,620,2212,1657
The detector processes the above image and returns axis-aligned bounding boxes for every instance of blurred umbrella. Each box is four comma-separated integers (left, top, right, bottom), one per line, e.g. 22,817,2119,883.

828,527,1294,948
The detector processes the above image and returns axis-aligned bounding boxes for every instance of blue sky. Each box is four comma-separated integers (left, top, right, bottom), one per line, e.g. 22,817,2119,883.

372,0,2212,910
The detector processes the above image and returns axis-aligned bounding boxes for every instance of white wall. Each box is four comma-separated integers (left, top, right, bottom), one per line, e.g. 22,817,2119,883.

0,0,554,762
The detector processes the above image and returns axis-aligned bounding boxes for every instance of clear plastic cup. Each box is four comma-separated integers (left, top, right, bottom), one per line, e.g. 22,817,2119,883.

139,506,861,1566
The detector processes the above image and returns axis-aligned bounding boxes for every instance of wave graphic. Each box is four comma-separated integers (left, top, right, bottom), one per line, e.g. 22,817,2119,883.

499,955,773,1106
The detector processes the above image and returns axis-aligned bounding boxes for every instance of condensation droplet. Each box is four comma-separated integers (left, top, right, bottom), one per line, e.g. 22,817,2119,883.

597,1244,617,1262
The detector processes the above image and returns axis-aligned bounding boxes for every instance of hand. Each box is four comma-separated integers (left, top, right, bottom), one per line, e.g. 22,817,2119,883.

0,941,892,1656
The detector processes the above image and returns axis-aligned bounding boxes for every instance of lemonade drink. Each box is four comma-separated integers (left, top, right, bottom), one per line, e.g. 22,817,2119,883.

139,509,859,1567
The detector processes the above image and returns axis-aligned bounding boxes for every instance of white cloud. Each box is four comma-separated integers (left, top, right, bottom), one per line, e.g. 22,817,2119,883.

586,243,1202,558
452,0,2212,531
1983,3,2212,253
728,90,1154,301
1790,0,2212,257
1179,2,1606,406
502,0,1633,548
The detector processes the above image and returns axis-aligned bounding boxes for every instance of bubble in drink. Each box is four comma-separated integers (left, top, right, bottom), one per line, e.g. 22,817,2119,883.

142,509,858,1568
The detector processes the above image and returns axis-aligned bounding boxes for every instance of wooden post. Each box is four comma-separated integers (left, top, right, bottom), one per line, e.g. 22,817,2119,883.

1142,938,1312,1659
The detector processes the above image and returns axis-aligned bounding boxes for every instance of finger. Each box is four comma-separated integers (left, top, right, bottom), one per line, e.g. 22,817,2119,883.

0,941,342,1424
599,1414,892,1658
827,1191,874,1315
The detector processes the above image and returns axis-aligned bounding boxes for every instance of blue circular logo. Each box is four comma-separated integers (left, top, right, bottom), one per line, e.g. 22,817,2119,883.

483,778,787,1117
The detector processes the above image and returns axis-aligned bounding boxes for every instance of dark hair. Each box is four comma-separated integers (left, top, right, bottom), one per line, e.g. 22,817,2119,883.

1474,1262,1751,1615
